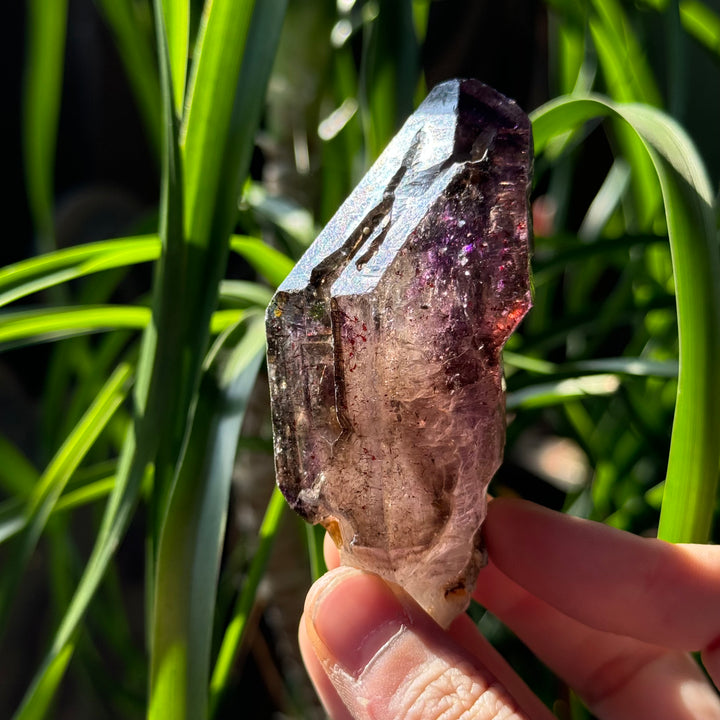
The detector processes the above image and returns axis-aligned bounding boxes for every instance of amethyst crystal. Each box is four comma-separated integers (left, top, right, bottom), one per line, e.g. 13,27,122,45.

266,79,532,627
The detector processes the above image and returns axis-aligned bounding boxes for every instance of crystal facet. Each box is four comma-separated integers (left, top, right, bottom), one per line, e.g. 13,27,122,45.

266,79,532,627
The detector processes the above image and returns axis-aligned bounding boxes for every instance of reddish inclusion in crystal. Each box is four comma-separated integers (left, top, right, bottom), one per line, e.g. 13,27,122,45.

266,79,532,627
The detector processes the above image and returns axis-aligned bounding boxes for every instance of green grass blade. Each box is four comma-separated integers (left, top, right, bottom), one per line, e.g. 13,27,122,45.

27,366,129,519
533,95,720,542
555,7,593,95
3,465,118,539
209,486,286,718
22,0,68,254
642,0,720,60
680,0,720,57
219,281,274,309
95,0,162,157
229,235,295,288
148,7,288,698
590,0,662,106
13,3,184,712
504,352,678,379
0,233,285,308
588,0,664,229
0,363,132,638
130,0,189,624
625,105,720,542
210,310,245,334
305,523,327,583
148,1,286,716
243,181,317,249
14,641,76,720
181,0,257,245
0,236,159,308
507,374,621,410
0,306,150,350
360,0,420,160
147,0,287,525
162,0,189,115
0,499,26,544
0,478,117,543
12,428,151,719
411,0,431,43
150,318,265,720
183,0,289,264
577,158,631,241
53,477,116,513
144,0,288,542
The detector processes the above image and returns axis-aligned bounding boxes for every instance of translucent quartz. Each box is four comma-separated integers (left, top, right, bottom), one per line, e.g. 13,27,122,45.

266,79,532,627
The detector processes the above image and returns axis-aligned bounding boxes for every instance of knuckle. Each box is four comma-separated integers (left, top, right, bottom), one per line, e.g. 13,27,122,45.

579,646,663,708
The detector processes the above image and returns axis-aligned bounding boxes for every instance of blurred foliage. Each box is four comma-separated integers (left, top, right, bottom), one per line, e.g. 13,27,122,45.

2,0,720,718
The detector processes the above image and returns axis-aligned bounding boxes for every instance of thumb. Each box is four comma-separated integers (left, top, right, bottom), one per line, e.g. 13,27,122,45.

300,566,531,720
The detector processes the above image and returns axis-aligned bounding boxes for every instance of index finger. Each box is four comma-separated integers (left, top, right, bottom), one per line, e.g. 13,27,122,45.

480,498,720,652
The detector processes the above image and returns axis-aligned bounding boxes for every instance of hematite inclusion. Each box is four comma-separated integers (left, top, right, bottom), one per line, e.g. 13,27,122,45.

266,79,532,627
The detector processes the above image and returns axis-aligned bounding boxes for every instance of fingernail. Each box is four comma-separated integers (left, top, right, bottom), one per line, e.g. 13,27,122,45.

305,567,410,679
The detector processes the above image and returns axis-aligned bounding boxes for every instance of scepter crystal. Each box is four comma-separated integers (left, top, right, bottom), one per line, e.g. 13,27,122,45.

266,79,532,627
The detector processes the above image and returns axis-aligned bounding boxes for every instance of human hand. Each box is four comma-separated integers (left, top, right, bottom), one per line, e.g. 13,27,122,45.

298,498,720,719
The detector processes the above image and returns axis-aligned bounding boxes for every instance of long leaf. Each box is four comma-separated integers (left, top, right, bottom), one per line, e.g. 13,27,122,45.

219,280,274,309
209,486,286,717
360,0,420,160
0,306,243,351
162,0,190,116
22,0,68,254
642,0,720,61
507,374,621,410
229,235,294,288
150,318,265,720
533,94,720,542
142,0,287,535
0,363,132,639
680,0,720,57
12,430,149,719
504,352,679,379
11,4,185,714
0,306,150,350
0,476,118,546
146,0,264,532
0,233,283,307
0,236,158,308
181,0,257,246
14,641,76,720
95,0,162,157
588,0,664,229
149,0,289,715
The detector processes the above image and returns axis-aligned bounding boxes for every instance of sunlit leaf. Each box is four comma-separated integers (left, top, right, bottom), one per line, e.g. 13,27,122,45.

151,317,265,720
22,0,67,254
0,363,132,638
533,94,720,542
230,235,295,288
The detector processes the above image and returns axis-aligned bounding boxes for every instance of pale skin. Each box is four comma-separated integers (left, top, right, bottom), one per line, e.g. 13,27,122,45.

299,497,720,720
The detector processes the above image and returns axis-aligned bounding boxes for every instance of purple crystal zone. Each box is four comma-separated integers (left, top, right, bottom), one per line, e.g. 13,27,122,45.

266,79,532,627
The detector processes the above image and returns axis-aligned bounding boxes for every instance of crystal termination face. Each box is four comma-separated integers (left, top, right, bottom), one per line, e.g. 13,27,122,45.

266,79,532,627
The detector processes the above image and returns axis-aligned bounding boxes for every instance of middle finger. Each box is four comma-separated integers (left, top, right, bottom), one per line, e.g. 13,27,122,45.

474,560,720,720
